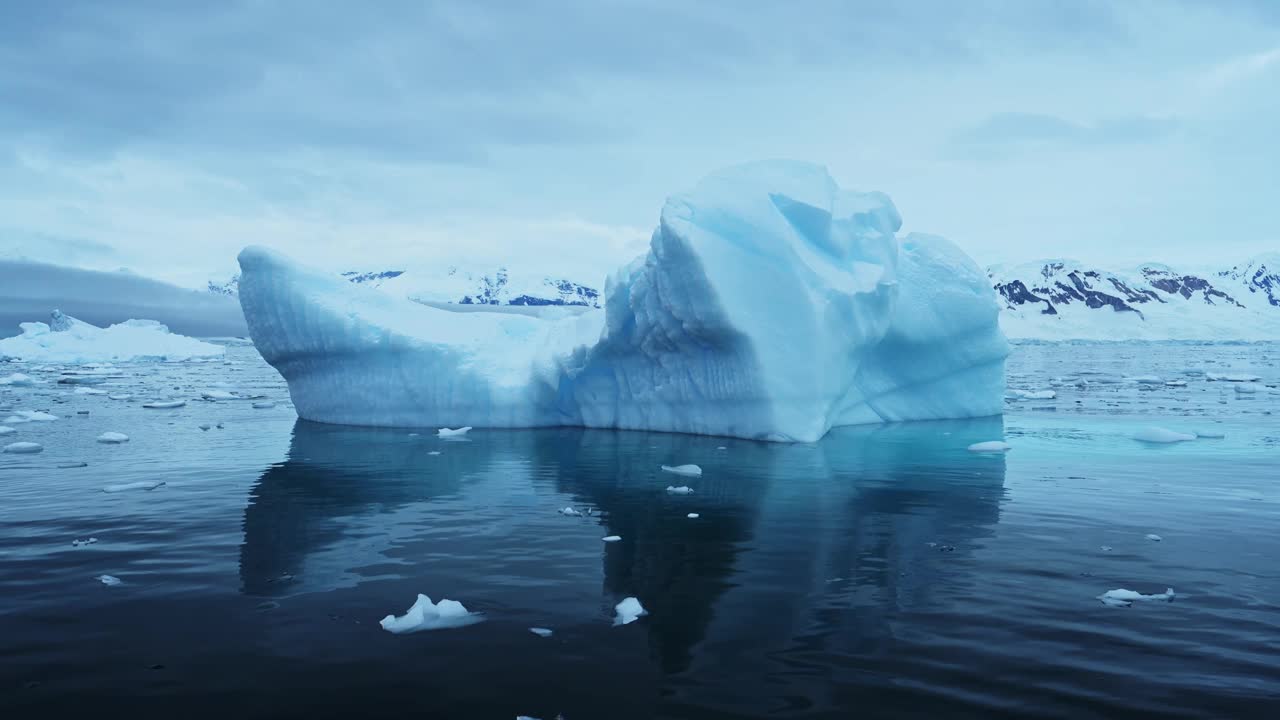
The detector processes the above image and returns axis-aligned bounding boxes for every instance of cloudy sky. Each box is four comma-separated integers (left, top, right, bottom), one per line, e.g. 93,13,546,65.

2,0,1277,287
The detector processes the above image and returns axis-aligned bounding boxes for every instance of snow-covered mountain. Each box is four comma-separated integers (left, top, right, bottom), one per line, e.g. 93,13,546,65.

989,254,1280,340
208,254,1280,340
210,266,601,308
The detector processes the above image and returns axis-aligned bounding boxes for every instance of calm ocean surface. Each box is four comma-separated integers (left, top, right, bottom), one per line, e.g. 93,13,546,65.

1,342,1277,719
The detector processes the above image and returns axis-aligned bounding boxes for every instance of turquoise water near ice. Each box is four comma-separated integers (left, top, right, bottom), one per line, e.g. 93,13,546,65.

1,342,1277,718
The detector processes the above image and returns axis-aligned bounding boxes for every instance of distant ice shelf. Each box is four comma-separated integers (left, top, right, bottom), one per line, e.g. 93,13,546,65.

236,161,1009,442
0,310,224,364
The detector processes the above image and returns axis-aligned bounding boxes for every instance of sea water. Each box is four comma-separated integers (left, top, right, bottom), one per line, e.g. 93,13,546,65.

1,342,1276,718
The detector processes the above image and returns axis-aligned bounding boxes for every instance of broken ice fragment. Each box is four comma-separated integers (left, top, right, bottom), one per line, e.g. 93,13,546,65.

661,464,702,477
613,597,647,626
967,441,1011,453
1097,587,1174,607
379,594,483,633
666,486,694,494
96,432,129,444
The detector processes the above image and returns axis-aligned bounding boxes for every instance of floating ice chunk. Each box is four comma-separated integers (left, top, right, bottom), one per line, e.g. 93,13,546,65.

379,594,483,634
142,400,186,409
96,432,129,444
1234,385,1257,395
199,424,212,431
4,410,58,423
97,575,122,586
1097,587,1174,607
437,426,472,438
0,373,39,386
1164,380,1187,387
967,441,1011,453
602,535,621,542
1207,372,1259,382
3,441,43,454
1125,376,1163,385
716,446,727,450
427,450,441,456
1006,389,1055,400
74,387,107,395
201,390,236,400
661,464,702,477
529,627,554,638
107,394,132,401
557,507,583,516
1133,427,1196,443
613,597,647,626
102,480,165,493
1145,533,1163,542
666,486,695,494
0,426,14,435
252,401,276,409
687,513,700,519
1193,429,1226,439
1100,545,1112,552
72,537,98,547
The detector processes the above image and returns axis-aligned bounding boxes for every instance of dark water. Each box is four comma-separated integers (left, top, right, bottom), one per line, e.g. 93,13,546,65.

2,344,1278,718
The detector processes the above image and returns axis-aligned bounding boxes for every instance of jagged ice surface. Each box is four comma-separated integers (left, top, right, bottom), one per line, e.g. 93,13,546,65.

237,161,1008,442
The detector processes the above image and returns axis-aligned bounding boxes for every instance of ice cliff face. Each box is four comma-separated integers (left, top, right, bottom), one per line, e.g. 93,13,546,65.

237,161,1009,441
990,255,1280,340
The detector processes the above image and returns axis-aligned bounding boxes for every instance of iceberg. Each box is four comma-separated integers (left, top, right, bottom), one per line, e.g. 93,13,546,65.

237,161,1008,442
0,310,224,364
4,441,43,454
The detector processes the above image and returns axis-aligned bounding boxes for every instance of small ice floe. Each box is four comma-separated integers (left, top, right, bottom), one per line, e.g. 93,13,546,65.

102,480,165,493
1125,375,1164,385
0,426,15,435
379,594,483,634
613,597,647,626
198,424,212,431
1234,385,1258,395
1100,545,1113,552
107,394,132,401
142,400,186,409
96,432,129,444
437,426,472,438
1207,372,1260,382
4,410,59,423
201,390,236,400
602,535,622,543
74,387,107,395
1132,427,1196,444
1006,389,1055,400
687,513,700,519
97,575,122,587
967,441,1011,453
1145,533,1163,542
251,401,276,409
529,627,554,638
1097,587,1174,607
427,450,441,456
72,537,98,547
1165,380,1187,387
660,464,702,477
717,446,727,450
666,485,694,495
3,441,43,454
0,373,40,386
1193,429,1226,439
558,507,583,517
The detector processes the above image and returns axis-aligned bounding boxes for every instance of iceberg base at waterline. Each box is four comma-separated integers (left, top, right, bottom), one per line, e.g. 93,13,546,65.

237,161,1009,442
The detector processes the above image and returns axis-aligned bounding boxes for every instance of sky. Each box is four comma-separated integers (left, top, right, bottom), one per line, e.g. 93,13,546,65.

1,0,1278,287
